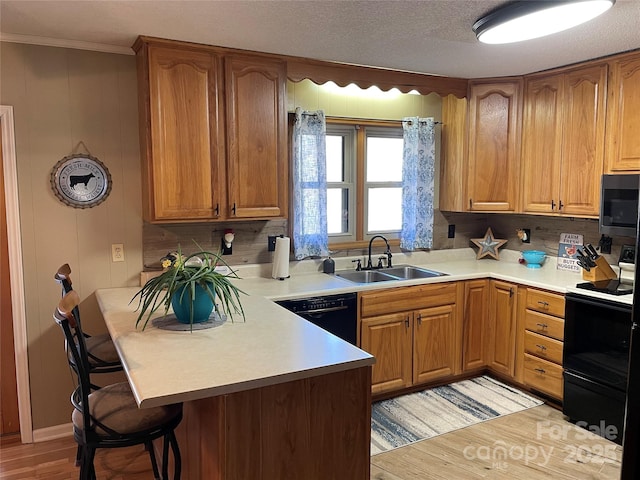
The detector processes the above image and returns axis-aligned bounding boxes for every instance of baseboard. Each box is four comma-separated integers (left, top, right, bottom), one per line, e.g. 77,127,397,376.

32,423,73,443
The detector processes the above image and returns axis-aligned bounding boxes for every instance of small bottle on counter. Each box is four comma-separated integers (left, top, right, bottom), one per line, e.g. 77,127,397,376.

323,256,335,274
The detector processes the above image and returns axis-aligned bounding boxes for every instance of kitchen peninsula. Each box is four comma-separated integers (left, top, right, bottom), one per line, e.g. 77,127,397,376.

95,288,374,479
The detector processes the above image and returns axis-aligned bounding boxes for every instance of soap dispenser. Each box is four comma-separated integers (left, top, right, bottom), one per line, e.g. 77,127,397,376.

323,256,335,274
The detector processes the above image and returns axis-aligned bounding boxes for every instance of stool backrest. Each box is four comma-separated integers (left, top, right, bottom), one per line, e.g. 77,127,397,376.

55,263,82,327
53,290,93,437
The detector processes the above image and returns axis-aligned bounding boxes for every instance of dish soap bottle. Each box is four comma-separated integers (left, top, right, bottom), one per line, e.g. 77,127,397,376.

323,256,335,274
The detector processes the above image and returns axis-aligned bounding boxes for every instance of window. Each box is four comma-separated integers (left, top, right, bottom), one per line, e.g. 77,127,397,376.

326,120,403,245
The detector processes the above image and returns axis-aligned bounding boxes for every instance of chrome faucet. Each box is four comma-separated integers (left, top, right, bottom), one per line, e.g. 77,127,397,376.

366,235,392,270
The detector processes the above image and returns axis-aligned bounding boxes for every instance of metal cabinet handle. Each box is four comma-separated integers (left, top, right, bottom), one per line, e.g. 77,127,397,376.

559,200,564,210
535,344,547,351
232,203,236,215
534,368,546,374
405,316,410,328
469,198,473,209
551,200,556,210
214,203,219,216
536,322,548,329
537,300,549,309
509,288,514,298
417,313,422,325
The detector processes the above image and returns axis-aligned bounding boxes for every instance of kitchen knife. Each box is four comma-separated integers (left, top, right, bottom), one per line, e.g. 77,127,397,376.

577,249,596,267
577,259,591,271
586,244,600,259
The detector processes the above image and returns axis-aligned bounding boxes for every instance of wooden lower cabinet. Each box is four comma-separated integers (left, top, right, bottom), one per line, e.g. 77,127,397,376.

486,280,518,378
361,312,412,393
359,282,462,395
414,304,459,384
176,366,372,479
462,279,489,371
523,353,563,399
519,288,565,401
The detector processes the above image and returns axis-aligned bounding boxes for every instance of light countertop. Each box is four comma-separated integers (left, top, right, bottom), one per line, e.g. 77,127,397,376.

95,287,374,409
104,248,631,409
233,248,633,306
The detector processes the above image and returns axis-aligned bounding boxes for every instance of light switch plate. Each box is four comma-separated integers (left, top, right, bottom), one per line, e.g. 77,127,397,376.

111,243,125,262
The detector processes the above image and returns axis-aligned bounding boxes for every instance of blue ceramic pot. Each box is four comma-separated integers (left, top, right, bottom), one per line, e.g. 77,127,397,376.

171,283,214,324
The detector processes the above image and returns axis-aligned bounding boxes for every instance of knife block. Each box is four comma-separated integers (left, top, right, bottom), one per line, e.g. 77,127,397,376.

582,256,617,283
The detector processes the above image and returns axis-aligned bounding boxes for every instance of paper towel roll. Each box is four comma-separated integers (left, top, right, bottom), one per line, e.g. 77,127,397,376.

271,236,290,280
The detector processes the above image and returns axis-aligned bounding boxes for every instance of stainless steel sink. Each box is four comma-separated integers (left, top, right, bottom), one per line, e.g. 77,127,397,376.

333,265,447,284
383,265,447,280
335,270,399,283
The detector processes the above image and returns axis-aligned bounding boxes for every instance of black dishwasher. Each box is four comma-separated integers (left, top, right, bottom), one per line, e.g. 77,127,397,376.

276,293,357,345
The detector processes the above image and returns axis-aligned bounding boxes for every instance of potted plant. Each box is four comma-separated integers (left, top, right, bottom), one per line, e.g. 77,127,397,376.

131,247,245,330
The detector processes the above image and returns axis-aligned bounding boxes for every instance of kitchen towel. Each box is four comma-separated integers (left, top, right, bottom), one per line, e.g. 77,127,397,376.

272,236,290,280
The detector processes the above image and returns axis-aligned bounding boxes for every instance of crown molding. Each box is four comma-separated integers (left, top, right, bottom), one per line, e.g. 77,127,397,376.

0,33,134,55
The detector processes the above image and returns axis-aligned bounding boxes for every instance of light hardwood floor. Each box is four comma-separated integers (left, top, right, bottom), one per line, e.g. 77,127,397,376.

0,405,622,479
372,405,622,480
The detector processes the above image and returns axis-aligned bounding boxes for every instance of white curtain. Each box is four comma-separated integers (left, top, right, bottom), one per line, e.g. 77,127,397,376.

291,108,329,260
401,117,435,250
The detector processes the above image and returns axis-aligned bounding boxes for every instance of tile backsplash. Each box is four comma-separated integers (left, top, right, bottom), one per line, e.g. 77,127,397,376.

143,212,634,268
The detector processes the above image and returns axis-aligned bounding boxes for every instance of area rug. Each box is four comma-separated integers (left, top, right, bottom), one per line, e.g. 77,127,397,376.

371,376,543,455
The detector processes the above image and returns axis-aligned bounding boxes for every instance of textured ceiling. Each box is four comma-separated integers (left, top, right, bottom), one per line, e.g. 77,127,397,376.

1,0,639,78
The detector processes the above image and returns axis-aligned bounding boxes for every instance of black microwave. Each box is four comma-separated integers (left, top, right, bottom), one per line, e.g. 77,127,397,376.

600,174,640,237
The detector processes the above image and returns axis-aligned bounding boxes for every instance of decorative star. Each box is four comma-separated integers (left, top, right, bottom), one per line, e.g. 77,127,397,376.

471,227,507,260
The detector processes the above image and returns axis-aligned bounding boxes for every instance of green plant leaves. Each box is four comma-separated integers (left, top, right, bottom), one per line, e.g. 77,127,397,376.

130,245,246,331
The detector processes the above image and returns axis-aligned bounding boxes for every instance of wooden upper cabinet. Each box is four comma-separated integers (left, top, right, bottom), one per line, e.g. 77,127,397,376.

521,75,563,214
134,37,288,223
138,44,224,222
439,95,468,212
606,53,640,173
558,65,606,216
225,55,287,218
521,64,607,217
467,80,522,212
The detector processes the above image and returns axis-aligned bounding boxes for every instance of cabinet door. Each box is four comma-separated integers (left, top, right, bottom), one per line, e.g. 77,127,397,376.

462,279,488,372
467,81,522,212
559,64,607,216
225,55,287,219
605,54,640,172
413,304,458,384
144,45,224,222
439,95,468,212
521,75,563,214
361,312,412,395
487,280,517,377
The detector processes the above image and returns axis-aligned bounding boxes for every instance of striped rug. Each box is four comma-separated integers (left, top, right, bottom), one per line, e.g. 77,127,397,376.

371,376,543,455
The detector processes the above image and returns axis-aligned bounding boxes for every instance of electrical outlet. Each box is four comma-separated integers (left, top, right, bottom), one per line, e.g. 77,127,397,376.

268,235,277,252
447,224,455,238
111,243,125,262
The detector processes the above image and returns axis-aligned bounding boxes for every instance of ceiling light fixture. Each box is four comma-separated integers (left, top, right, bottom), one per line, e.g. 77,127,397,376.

473,0,615,44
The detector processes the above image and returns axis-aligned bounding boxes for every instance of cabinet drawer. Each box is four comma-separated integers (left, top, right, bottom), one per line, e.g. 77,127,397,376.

526,289,565,318
524,331,563,364
523,353,563,399
527,288,564,318
524,310,564,341
360,283,457,318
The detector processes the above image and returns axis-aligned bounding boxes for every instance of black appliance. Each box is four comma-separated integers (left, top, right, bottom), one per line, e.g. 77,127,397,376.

600,173,640,238
622,225,640,477
275,293,357,345
563,292,632,445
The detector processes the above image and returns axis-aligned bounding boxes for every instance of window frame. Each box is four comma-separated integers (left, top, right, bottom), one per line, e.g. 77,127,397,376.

325,118,403,248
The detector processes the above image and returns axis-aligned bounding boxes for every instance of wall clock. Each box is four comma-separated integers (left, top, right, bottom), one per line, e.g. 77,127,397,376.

50,153,112,208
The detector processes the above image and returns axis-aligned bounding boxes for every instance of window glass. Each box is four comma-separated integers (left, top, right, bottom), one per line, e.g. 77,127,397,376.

367,137,403,182
367,187,402,232
327,188,349,234
326,135,344,182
